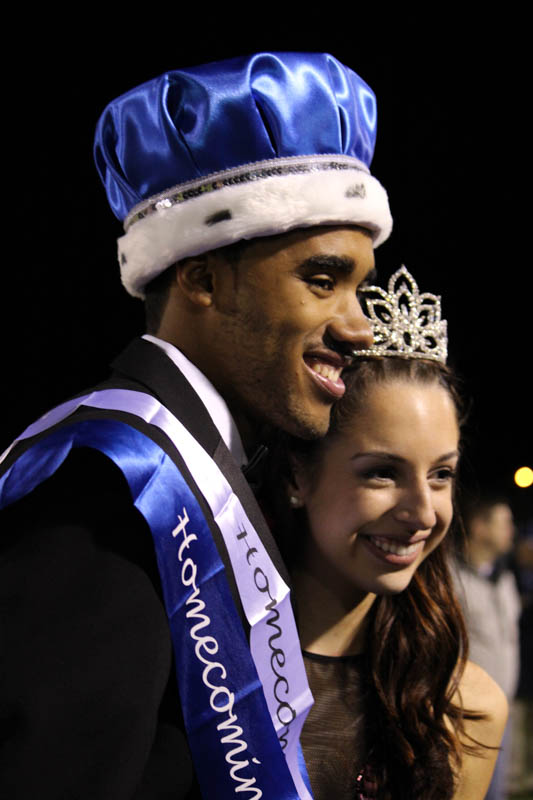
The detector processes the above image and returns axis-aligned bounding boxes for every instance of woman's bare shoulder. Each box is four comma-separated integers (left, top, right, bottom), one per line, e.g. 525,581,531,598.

458,660,508,732
451,661,508,800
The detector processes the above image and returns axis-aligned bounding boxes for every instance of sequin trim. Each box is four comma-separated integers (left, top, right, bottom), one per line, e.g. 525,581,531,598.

124,154,369,232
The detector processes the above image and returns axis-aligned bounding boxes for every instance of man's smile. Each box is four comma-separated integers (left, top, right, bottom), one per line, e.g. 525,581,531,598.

303,353,346,399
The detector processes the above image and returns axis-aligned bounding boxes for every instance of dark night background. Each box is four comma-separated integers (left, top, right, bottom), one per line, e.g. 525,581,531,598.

3,15,531,526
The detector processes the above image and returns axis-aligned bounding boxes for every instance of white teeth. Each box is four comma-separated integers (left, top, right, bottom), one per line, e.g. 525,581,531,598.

309,362,341,382
370,537,422,556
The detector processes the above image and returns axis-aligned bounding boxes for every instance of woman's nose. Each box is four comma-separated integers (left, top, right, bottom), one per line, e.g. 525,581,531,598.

394,483,437,531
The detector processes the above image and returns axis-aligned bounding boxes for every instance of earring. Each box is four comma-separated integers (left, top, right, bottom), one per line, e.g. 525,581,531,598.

289,495,302,508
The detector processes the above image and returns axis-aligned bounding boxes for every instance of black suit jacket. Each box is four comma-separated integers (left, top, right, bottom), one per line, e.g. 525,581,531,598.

0,338,290,799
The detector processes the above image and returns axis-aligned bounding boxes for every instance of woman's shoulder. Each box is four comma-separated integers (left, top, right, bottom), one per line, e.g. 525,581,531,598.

450,660,508,800
458,660,508,730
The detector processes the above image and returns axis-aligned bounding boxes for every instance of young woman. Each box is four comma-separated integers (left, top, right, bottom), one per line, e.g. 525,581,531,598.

263,270,507,800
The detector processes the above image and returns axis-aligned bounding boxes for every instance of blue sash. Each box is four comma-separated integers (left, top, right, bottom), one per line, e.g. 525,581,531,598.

0,395,314,799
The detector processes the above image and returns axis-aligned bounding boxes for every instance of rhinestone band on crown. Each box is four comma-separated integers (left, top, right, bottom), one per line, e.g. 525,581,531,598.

354,266,448,364
123,154,369,231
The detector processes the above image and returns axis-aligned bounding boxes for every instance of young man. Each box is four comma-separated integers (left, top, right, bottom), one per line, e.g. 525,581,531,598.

0,53,392,799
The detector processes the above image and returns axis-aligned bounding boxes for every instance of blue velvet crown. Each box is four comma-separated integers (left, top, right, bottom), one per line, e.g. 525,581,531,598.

94,52,392,298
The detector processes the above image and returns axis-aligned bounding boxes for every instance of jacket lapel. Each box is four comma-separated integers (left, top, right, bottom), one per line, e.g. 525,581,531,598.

108,337,292,586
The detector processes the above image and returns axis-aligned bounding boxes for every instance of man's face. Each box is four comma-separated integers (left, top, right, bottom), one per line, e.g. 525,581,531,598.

201,226,375,440
481,504,515,556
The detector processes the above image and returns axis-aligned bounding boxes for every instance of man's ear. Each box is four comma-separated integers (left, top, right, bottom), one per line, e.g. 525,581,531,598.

176,255,214,307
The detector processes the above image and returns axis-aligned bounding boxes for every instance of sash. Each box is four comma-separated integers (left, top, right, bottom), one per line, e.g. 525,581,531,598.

0,390,314,799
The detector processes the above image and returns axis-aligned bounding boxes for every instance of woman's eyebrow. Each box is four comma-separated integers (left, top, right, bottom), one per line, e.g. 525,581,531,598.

350,450,460,463
351,451,403,462
433,451,460,463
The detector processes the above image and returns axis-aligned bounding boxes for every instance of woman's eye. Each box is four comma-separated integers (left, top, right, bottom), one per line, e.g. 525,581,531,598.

362,467,396,481
432,467,456,483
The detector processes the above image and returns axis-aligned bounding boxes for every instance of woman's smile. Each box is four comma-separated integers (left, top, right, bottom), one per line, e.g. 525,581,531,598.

293,378,459,600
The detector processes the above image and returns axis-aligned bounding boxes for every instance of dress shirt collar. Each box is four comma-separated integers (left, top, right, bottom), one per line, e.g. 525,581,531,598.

142,334,247,466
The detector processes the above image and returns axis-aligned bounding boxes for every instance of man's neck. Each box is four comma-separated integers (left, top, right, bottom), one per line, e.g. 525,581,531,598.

146,331,275,459
467,541,497,572
142,335,248,465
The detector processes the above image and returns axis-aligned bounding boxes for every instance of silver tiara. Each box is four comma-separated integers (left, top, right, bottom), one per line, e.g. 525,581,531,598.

354,265,448,363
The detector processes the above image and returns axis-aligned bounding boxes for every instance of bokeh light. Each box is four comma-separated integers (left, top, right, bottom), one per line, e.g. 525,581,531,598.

514,466,533,488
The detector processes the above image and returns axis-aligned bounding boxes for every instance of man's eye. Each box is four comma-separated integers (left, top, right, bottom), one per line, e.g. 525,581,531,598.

359,268,378,289
357,269,378,294
307,275,335,291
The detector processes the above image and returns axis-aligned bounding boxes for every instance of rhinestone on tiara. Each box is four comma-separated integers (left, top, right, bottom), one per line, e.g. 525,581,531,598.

353,266,448,363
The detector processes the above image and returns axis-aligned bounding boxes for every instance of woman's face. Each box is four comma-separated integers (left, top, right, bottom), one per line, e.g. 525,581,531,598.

294,378,460,603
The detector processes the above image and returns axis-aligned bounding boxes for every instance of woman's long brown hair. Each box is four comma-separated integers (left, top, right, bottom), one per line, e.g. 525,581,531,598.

261,358,484,800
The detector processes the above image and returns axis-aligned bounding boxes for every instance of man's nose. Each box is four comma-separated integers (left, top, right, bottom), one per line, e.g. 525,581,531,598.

394,482,437,531
326,294,373,355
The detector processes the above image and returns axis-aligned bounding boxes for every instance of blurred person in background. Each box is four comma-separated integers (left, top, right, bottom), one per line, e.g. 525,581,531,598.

453,498,521,800
511,526,533,797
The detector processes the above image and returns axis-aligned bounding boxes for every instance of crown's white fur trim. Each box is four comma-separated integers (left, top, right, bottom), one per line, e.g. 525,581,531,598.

118,168,393,299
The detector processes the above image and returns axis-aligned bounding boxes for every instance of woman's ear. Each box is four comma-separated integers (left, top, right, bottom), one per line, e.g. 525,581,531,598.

287,456,308,509
288,492,304,509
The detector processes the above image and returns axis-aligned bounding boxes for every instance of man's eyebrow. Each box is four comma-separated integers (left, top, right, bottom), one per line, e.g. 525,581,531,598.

298,255,355,275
